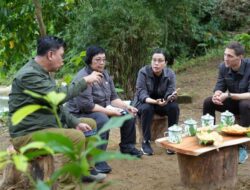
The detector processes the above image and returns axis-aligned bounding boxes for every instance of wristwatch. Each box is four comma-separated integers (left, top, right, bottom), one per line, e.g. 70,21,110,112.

228,91,231,98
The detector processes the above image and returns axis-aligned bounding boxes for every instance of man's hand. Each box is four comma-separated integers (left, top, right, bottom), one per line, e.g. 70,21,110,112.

76,123,92,132
212,90,224,105
106,107,122,116
83,71,103,84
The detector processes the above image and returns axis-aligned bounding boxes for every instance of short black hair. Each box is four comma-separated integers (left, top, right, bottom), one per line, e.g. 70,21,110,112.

226,41,245,56
84,45,105,65
152,48,169,62
37,36,66,56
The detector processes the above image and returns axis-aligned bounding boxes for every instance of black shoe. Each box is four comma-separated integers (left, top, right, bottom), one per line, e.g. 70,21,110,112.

166,149,176,155
95,161,112,174
120,147,143,158
82,168,106,183
141,140,153,156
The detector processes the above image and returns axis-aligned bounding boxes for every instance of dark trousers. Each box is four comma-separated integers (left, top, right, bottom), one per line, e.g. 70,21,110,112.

203,96,250,127
137,102,179,141
76,112,136,151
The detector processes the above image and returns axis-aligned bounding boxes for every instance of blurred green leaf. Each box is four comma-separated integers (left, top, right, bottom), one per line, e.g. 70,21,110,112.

93,151,137,163
36,180,51,190
98,115,132,135
51,162,84,181
32,132,76,158
46,91,66,106
24,90,44,99
80,156,89,176
20,142,54,155
11,104,45,125
115,87,124,93
13,155,28,172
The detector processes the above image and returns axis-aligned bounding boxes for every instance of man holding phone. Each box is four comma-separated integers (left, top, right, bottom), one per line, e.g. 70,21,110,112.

133,48,180,156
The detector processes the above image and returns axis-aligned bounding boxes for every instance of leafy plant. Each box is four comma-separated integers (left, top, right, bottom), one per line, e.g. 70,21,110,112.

3,90,137,189
234,33,250,52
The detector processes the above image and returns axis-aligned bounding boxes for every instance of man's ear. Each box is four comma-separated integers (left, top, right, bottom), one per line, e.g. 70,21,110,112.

47,51,53,61
239,55,243,60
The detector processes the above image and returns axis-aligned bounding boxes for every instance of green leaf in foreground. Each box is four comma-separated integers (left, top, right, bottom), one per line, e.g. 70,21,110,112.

36,180,51,190
32,132,75,157
24,90,44,99
11,104,45,125
98,115,132,135
12,155,28,172
93,151,137,163
20,142,54,155
46,91,66,106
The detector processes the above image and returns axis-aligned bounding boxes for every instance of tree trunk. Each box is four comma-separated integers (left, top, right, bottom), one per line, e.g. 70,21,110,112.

177,146,238,190
33,0,46,37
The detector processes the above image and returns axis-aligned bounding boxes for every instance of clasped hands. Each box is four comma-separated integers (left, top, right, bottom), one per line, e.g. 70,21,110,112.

212,91,228,105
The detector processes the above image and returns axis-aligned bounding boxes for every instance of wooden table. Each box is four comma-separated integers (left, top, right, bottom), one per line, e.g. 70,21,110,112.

156,135,250,190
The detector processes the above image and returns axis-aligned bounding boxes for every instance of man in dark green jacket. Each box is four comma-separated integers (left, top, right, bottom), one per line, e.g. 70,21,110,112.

8,36,105,188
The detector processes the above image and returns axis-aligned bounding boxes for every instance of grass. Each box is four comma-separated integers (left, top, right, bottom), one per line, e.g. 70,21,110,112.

172,47,224,73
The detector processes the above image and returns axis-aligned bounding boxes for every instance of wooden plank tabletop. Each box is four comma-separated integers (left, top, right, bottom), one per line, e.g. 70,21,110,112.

155,135,250,156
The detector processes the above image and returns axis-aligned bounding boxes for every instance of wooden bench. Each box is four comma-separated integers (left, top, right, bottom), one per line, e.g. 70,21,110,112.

137,94,192,142
0,145,55,190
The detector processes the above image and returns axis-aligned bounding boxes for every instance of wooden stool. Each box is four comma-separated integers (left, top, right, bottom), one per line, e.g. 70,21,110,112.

137,114,168,143
0,145,55,190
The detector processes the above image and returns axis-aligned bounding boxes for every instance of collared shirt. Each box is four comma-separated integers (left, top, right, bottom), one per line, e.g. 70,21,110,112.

8,59,87,138
214,58,250,93
133,65,176,107
67,66,119,114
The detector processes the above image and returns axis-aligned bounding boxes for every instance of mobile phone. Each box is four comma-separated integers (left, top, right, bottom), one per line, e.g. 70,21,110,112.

120,110,128,115
83,128,97,137
165,88,180,101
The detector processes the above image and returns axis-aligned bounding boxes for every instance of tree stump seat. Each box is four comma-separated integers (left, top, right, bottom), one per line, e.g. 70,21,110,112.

0,144,55,190
137,114,168,143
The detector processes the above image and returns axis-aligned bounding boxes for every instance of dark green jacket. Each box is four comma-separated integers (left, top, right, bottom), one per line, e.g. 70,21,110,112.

8,59,87,138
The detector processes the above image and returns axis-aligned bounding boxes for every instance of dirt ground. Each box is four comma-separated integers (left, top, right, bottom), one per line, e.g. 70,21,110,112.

1,57,250,190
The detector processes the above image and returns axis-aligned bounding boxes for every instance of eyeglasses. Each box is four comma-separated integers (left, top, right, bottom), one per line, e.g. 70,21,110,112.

93,58,106,63
152,58,165,63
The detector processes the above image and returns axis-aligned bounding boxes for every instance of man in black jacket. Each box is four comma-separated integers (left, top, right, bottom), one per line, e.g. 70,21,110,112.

203,41,250,127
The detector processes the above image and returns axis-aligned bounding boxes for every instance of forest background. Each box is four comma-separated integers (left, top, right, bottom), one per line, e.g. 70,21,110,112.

0,0,250,99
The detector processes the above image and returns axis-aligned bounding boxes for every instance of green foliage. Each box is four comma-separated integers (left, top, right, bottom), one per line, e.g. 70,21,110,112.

66,0,162,98
1,0,249,98
0,0,38,75
172,47,223,73
6,90,137,189
12,154,28,172
216,0,250,30
36,180,50,190
234,33,250,53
